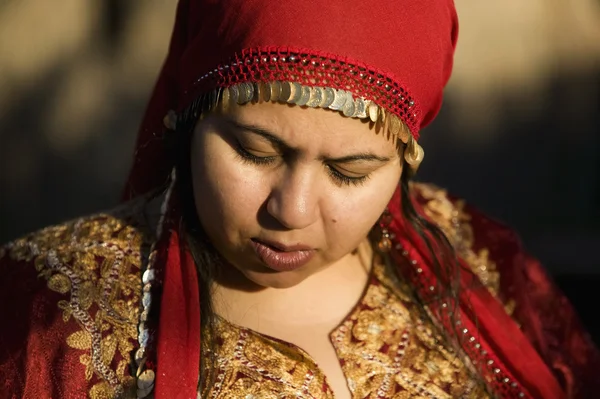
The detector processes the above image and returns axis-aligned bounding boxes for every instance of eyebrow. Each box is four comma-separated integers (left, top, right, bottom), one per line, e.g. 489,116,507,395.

227,118,286,148
226,118,391,163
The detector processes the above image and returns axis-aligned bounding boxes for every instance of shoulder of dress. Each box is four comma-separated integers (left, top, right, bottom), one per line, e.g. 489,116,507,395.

1,195,156,269
0,196,155,398
407,181,518,308
408,181,515,247
408,181,472,244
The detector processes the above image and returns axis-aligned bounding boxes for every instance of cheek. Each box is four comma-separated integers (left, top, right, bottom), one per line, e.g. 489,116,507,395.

190,132,268,242
324,173,400,253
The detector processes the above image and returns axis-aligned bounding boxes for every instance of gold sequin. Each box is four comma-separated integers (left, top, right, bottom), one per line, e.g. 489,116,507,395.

204,260,488,398
0,183,509,398
413,183,503,299
3,200,152,399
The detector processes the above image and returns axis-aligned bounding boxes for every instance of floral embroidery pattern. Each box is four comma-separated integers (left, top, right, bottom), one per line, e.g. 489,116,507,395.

0,183,512,398
413,183,501,297
202,325,334,399
331,263,489,399
5,202,152,399
203,260,488,399
413,183,517,315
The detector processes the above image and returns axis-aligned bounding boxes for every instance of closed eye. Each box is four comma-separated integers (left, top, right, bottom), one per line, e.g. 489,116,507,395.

326,165,371,187
234,141,278,165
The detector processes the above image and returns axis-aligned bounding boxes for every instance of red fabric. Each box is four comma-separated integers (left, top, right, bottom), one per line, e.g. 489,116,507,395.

465,201,600,398
124,0,458,199
384,189,600,398
117,0,600,398
0,237,138,399
154,229,201,399
128,1,459,396
0,255,88,399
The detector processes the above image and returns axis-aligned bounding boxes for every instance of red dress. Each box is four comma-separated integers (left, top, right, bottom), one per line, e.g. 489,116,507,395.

0,183,598,399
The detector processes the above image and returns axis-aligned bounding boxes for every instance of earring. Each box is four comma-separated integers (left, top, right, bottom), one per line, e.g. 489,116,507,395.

404,136,424,174
163,110,178,131
377,209,393,252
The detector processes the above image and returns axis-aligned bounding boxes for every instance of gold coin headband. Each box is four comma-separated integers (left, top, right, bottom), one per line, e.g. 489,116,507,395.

165,81,425,172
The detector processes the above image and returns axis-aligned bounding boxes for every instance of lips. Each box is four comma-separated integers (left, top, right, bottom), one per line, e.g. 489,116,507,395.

250,239,315,272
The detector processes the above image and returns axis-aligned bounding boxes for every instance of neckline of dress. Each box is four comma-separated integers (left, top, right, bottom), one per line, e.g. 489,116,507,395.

212,253,387,366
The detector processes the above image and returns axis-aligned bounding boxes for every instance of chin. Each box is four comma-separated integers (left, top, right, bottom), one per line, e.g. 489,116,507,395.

243,269,309,289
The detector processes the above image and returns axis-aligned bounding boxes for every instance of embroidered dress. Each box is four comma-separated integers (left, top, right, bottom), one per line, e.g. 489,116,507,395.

1,184,598,398
2,0,599,397
203,258,490,399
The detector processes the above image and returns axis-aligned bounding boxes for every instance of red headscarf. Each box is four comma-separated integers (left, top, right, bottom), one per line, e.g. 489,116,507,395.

125,0,458,200
124,1,568,398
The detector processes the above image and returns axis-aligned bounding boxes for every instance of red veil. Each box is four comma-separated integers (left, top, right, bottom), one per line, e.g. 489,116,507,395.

124,1,600,398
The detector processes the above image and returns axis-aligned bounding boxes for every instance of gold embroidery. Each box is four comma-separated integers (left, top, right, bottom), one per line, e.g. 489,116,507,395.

333,262,488,399
4,201,152,399
202,324,334,399
203,261,488,399
0,184,509,398
412,182,502,298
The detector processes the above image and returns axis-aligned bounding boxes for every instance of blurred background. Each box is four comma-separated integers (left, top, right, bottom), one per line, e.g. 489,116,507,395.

0,1,598,339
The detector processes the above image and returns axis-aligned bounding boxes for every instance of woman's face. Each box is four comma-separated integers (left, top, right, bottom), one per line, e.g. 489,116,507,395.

191,101,403,288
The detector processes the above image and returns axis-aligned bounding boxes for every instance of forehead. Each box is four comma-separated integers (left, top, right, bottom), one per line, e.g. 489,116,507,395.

222,102,398,154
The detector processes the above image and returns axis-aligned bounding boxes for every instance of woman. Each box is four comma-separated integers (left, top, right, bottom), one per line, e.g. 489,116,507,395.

1,0,598,398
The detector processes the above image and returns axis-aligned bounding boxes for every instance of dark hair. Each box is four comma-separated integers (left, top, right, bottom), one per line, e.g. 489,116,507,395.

170,95,490,396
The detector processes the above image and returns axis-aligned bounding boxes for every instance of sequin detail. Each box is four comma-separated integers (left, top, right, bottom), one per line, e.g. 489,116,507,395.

202,260,488,399
414,183,502,298
3,200,153,399
190,46,421,138
394,183,527,398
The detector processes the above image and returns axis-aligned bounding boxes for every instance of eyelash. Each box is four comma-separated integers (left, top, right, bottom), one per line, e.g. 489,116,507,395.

326,167,370,187
235,144,370,187
235,144,276,165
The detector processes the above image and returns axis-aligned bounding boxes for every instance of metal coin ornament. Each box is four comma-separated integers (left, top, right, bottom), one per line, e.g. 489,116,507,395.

329,89,347,110
237,82,250,104
398,126,411,144
136,366,155,398
260,82,271,102
245,82,254,103
280,81,292,103
290,82,302,103
377,210,394,252
306,87,323,107
230,84,240,104
270,81,282,102
163,110,178,130
389,114,401,137
354,98,367,118
297,86,311,106
404,136,425,174
342,97,356,117
188,81,421,169
322,88,336,108
368,101,379,123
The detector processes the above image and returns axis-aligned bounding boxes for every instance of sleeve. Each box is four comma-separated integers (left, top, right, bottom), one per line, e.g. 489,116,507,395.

0,244,90,399
0,218,141,399
464,203,600,399
0,204,152,399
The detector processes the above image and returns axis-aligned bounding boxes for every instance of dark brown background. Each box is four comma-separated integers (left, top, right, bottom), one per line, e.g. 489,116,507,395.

1,1,599,340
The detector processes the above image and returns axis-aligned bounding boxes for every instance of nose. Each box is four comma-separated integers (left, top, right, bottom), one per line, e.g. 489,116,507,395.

266,168,320,230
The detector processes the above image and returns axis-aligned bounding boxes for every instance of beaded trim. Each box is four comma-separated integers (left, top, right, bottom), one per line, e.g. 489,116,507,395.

166,81,425,171
393,241,528,398
223,81,414,144
188,47,422,138
391,231,528,398
134,168,177,399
